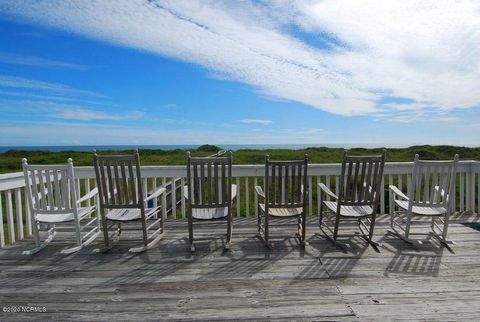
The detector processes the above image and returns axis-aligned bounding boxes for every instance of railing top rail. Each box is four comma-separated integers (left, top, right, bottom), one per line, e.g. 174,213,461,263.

1,160,479,191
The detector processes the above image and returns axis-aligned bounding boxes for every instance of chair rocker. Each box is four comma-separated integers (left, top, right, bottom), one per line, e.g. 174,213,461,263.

389,154,459,246
93,151,166,253
318,150,386,249
22,158,100,255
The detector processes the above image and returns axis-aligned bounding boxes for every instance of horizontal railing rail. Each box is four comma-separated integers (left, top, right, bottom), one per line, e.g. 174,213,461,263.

1,160,479,248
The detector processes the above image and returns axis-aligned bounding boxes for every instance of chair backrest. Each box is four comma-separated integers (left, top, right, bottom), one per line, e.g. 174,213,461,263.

186,151,232,209
93,150,144,209
338,150,386,207
264,155,308,209
408,154,458,208
23,158,77,215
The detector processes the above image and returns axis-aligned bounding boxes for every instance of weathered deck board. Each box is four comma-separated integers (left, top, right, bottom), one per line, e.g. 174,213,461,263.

1,213,480,321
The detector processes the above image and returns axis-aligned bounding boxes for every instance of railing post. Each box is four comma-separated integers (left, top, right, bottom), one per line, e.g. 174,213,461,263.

245,177,250,217
162,177,167,220
316,176,321,217
380,176,385,215
254,177,258,218
171,178,176,219
0,193,4,247
181,177,186,218
15,188,24,240
308,176,313,216
460,173,464,212
5,191,15,244
236,177,240,217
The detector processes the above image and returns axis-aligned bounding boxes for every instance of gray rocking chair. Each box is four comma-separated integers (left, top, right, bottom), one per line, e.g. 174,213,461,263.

255,155,308,248
185,151,236,252
318,150,386,248
389,154,458,246
93,150,166,253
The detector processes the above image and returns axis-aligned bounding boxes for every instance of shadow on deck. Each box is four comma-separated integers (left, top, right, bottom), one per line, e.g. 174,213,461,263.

1,212,480,321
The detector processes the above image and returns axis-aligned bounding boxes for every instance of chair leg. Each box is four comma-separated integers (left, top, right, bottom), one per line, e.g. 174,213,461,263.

442,211,450,240
225,211,232,250
319,197,324,226
141,214,148,247
358,217,381,248
264,214,270,247
298,214,306,246
188,214,195,252
101,210,110,248
368,214,376,241
333,214,340,240
33,221,41,247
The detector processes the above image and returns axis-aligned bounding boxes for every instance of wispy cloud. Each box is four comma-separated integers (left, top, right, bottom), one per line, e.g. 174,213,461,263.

240,119,272,125
1,1,480,118
0,52,88,70
0,99,143,121
52,108,144,121
0,75,103,98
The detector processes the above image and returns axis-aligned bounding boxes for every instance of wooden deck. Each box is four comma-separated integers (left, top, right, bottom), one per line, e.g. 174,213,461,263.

1,212,480,321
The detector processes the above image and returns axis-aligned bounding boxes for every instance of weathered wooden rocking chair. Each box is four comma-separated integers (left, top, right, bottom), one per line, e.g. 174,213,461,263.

255,155,308,248
318,150,385,248
389,154,458,245
22,158,100,255
184,151,236,252
93,151,166,253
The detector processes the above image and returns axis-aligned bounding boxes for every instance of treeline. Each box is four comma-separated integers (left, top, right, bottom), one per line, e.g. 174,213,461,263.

0,144,478,174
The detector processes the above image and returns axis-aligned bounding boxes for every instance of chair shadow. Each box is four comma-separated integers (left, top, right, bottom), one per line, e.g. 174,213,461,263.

379,233,445,277
307,231,370,279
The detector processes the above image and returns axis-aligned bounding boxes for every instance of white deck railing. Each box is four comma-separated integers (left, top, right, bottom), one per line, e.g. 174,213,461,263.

1,161,479,248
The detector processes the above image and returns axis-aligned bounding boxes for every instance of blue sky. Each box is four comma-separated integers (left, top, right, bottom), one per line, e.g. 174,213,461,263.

0,1,480,147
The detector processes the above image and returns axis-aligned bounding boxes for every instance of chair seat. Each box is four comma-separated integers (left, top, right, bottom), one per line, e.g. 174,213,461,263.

36,206,96,223
394,200,447,216
105,208,157,221
323,201,373,218
184,184,237,220
259,204,304,217
191,207,230,220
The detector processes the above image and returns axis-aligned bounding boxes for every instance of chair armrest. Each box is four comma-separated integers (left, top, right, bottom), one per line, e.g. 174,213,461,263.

318,183,338,200
254,186,265,199
144,187,166,203
389,185,409,200
76,187,98,205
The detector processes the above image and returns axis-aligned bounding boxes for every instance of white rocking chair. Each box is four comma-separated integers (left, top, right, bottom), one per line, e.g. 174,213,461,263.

389,154,459,245
22,158,100,255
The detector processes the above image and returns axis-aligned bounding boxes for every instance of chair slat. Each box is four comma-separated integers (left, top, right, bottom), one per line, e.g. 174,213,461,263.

120,161,129,205
201,163,206,204
37,170,48,210
53,170,62,209
207,162,212,205
113,160,123,205
106,160,116,205
221,163,226,204
128,162,137,205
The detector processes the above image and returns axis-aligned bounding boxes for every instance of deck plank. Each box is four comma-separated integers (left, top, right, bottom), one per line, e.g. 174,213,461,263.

0,213,480,321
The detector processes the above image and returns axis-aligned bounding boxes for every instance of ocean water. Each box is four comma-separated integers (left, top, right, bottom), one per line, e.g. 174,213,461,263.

0,143,372,153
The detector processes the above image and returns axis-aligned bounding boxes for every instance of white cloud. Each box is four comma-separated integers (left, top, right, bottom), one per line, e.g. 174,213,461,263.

0,99,143,121
0,75,103,97
0,52,88,70
1,1,480,117
240,119,273,125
